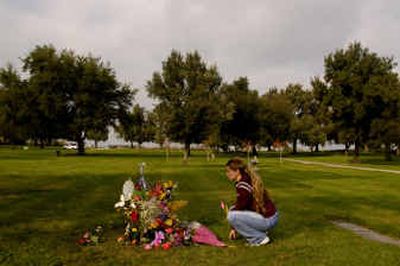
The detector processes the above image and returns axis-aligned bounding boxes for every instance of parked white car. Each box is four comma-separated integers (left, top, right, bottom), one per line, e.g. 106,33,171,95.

63,142,78,150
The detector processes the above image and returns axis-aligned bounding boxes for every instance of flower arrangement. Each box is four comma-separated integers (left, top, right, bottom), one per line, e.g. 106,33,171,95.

77,226,104,246
114,176,192,250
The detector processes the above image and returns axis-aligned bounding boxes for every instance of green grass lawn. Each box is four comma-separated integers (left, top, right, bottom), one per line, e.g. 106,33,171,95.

1,148,400,265
286,151,400,170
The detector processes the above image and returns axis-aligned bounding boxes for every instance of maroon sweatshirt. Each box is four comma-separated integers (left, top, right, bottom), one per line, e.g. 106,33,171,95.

232,173,277,218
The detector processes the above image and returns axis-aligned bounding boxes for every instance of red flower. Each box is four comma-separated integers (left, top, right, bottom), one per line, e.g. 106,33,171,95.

155,218,163,226
162,242,171,250
165,228,174,234
130,211,139,222
151,183,163,197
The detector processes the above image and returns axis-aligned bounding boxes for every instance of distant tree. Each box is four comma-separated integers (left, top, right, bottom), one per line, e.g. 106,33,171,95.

87,128,109,148
20,44,134,154
284,83,310,154
148,104,169,148
147,50,223,159
219,77,260,149
118,104,143,148
298,77,336,152
367,73,400,160
323,42,398,159
258,90,292,151
21,45,71,147
0,64,28,144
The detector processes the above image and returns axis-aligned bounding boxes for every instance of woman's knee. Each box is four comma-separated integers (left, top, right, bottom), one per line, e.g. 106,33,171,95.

227,211,237,224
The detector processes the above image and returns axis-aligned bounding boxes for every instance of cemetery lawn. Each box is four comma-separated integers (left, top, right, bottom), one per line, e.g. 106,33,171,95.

1,148,399,265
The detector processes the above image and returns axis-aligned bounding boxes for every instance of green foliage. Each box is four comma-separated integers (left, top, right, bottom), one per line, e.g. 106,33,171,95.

147,50,225,157
219,77,260,147
258,90,292,149
148,104,169,147
0,44,134,153
323,42,399,158
117,104,154,148
0,64,28,144
284,83,313,153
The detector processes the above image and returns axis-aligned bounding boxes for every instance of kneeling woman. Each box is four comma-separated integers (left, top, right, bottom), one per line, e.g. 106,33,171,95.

225,157,278,246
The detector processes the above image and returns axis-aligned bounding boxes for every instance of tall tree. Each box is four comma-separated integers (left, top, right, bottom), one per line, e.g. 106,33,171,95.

117,104,155,148
323,42,398,159
19,44,134,154
147,50,223,159
0,64,29,144
148,103,169,148
284,83,310,154
87,128,109,148
367,72,400,160
219,77,260,149
258,90,292,151
22,45,71,147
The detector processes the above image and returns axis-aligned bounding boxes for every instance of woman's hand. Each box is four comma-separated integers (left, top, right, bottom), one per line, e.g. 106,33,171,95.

229,229,237,240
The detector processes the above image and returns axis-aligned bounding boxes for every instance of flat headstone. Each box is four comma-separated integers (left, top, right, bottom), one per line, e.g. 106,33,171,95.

332,221,400,247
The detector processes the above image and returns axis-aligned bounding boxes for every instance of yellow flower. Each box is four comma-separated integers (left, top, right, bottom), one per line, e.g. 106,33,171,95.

150,221,158,228
164,219,173,227
163,180,174,189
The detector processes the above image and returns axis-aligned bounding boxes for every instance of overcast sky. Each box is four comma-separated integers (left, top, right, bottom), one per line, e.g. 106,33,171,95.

1,0,399,109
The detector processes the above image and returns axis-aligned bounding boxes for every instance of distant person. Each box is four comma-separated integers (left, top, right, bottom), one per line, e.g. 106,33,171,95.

225,157,278,246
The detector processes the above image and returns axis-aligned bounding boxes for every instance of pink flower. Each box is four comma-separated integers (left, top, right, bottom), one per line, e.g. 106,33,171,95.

144,244,152,250
192,225,226,247
220,201,225,210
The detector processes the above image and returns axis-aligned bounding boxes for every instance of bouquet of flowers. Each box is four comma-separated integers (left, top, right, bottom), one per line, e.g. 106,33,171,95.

114,176,192,250
77,225,104,246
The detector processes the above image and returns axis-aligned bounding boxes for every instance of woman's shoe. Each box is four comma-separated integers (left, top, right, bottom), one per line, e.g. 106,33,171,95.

246,236,270,247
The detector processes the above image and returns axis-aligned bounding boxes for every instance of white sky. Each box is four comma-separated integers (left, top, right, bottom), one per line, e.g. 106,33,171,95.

1,0,399,109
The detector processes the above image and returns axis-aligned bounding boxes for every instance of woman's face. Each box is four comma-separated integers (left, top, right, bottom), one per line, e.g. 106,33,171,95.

225,166,240,182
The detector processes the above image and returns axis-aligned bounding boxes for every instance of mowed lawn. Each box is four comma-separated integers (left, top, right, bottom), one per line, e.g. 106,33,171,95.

1,148,400,265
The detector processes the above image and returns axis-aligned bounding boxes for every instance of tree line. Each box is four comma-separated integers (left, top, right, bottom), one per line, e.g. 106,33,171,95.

1,42,400,160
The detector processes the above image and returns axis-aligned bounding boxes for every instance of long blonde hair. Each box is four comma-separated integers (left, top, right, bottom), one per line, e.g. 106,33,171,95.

225,157,267,214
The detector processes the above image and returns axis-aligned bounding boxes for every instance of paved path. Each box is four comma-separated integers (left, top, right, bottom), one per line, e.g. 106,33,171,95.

284,158,400,175
332,221,400,247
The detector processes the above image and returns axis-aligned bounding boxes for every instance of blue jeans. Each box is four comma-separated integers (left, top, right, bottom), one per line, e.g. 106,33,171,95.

227,210,279,244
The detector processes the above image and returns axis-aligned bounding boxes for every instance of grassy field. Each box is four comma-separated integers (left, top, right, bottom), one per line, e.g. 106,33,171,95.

288,151,400,170
1,148,400,265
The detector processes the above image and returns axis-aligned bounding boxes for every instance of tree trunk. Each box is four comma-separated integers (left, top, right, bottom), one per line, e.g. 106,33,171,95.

354,138,360,161
39,138,45,149
94,140,98,149
130,141,134,148
183,141,190,162
315,144,319,152
267,145,271,152
251,145,258,157
77,137,85,155
292,138,297,154
344,142,350,154
385,143,392,161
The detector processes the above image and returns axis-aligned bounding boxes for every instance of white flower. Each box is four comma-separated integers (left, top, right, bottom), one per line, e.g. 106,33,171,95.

114,201,124,208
